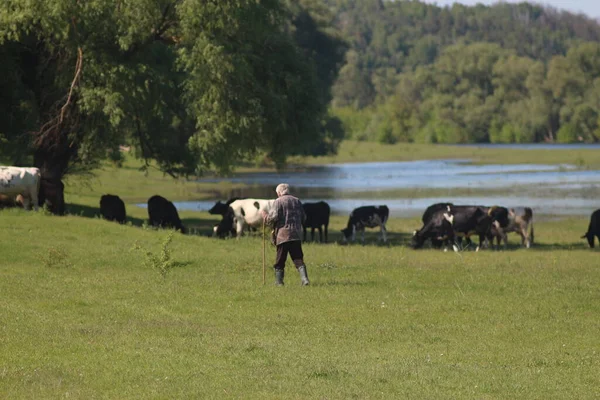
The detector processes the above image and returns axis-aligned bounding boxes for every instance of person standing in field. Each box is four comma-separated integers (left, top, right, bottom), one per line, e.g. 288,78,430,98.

262,183,310,286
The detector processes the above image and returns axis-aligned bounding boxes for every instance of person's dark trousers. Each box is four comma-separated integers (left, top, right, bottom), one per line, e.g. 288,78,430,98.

273,240,309,285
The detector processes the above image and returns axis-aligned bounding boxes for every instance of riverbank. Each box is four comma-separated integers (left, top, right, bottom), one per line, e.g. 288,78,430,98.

293,141,600,168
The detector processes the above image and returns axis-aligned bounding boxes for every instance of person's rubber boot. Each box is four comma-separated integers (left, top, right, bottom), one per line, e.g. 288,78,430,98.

297,265,310,286
275,269,284,286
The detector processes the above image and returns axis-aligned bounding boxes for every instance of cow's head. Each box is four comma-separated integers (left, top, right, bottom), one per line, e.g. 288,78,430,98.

208,201,228,215
410,230,427,249
582,232,595,248
340,227,353,242
488,206,509,228
410,232,425,249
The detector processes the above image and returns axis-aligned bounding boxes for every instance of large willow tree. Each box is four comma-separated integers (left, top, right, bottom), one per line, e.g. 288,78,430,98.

0,0,343,198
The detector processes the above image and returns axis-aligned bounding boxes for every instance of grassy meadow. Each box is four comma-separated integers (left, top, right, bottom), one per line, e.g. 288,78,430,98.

2,143,600,399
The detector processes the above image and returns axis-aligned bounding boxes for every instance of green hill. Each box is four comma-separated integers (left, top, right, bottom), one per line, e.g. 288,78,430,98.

325,0,600,144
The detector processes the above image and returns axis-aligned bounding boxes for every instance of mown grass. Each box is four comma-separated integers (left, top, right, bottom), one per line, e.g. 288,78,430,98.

1,207,599,399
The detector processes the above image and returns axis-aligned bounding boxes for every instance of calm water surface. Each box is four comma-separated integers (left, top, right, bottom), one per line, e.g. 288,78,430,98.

137,159,600,216
196,160,596,191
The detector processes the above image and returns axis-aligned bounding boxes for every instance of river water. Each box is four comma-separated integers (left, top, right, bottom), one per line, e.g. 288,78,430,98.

151,159,600,217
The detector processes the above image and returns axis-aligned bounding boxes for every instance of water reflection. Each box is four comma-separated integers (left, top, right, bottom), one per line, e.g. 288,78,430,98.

198,160,587,192
137,159,600,216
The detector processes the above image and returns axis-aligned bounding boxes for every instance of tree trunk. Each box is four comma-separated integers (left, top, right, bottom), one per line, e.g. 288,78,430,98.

33,139,71,216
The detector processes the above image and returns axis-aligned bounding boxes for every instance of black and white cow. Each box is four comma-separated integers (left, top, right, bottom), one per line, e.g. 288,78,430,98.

422,202,453,224
213,198,275,238
582,209,600,248
0,166,41,211
302,201,330,243
208,197,242,216
443,205,510,251
411,208,455,250
341,205,389,243
420,202,453,248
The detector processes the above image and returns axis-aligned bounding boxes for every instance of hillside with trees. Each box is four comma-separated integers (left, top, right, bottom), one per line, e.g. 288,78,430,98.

326,0,600,144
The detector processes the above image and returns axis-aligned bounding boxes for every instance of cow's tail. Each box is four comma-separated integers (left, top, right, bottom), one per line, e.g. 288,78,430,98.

526,207,534,245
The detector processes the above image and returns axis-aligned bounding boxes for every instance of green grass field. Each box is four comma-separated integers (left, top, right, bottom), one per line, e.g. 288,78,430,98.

2,143,600,398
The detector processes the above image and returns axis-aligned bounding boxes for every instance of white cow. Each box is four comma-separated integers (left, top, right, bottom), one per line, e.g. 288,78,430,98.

0,166,41,211
213,198,275,237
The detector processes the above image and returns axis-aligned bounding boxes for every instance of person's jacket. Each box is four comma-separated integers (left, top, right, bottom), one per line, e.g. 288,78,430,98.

266,194,305,245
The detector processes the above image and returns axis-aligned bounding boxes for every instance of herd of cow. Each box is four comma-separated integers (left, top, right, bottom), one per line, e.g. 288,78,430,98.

207,197,536,251
3,165,600,249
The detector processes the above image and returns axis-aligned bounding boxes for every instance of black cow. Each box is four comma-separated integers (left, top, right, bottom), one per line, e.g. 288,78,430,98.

303,201,330,242
411,209,455,250
422,202,453,224
208,197,241,215
341,205,389,243
147,195,186,234
100,194,126,224
582,209,600,248
420,202,453,248
213,207,236,238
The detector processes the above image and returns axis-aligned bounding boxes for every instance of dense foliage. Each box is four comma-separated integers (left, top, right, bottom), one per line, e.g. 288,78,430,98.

325,0,600,144
0,0,345,180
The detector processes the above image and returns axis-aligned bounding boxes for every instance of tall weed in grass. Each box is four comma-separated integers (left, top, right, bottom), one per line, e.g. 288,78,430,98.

138,231,176,278
38,246,72,268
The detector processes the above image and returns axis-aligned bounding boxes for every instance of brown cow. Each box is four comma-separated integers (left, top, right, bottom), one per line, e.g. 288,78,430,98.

490,207,534,248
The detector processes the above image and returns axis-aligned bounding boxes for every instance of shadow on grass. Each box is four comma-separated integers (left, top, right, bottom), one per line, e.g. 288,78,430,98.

525,242,592,251
315,280,379,287
330,231,414,247
171,261,193,269
64,203,218,237
445,241,592,252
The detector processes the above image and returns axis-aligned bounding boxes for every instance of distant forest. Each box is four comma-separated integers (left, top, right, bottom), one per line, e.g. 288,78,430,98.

325,0,600,144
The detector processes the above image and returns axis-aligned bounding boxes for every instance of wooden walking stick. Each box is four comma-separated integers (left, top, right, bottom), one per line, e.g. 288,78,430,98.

262,217,266,285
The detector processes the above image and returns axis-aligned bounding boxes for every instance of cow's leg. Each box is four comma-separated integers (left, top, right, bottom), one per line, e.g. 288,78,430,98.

311,227,316,242
476,234,486,252
317,226,323,243
236,220,245,238
380,224,388,243
22,194,32,211
521,228,531,248
324,224,328,243
360,228,365,244
30,189,39,212
351,225,356,242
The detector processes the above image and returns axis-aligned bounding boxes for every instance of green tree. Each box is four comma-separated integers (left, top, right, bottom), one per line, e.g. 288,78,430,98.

0,0,344,211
